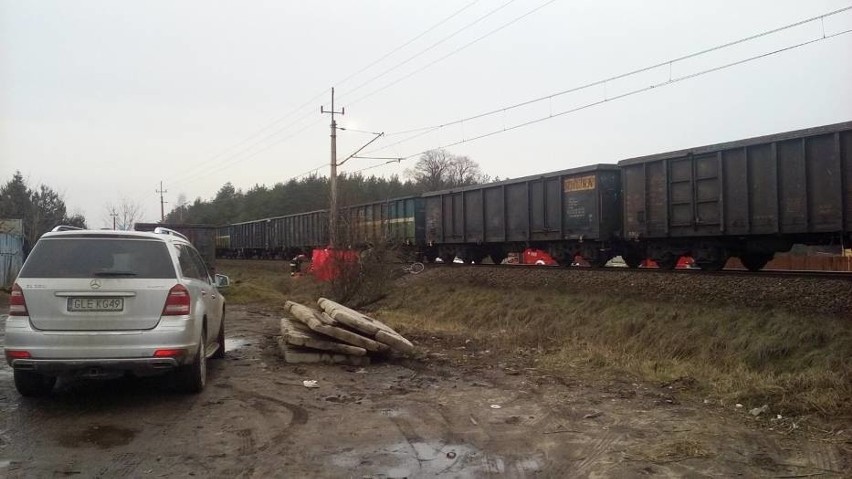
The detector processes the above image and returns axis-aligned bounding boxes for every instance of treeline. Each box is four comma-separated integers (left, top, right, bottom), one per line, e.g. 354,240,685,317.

166,148,491,225
0,171,87,249
167,174,423,225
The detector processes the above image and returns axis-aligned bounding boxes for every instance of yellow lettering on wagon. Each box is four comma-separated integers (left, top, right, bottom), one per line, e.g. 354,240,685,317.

564,175,596,192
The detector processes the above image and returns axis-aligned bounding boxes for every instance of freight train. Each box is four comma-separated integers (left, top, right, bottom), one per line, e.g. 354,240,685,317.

212,121,852,272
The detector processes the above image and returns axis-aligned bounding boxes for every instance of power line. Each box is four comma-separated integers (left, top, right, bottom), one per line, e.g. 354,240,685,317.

367,4,852,146
171,89,329,180
344,0,560,107
334,0,483,88
173,116,326,185
291,162,329,180
349,26,852,175
171,2,500,186
338,0,519,103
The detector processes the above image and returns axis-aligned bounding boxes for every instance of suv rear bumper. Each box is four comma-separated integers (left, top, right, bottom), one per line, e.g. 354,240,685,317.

4,316,201,369
9,357,182,376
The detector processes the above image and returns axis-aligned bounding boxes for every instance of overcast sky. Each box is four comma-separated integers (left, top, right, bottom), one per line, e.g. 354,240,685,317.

2,0,851,226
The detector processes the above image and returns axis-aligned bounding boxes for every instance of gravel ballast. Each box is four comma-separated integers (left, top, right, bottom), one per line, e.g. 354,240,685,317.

412,266,852,317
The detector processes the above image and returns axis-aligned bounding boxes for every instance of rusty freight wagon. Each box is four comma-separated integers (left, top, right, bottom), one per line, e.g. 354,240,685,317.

226,218,271,258
218,210,329,259
340,196,425,258
273,209,329,258
619,121,852,271
133,223,218,270
423,165,622,266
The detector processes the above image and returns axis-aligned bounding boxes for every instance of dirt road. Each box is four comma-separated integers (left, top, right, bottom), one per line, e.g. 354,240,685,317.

0,305,847,478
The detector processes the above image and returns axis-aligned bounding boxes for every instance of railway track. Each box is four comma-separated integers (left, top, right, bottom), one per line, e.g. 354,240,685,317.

217,257,852,280
424,262,852,280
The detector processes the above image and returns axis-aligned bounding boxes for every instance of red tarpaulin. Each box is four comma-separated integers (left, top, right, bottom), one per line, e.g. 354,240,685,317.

310,248,359,281
522,248,559,266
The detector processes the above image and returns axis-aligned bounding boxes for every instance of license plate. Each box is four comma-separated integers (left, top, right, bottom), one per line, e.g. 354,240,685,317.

67,297,124,312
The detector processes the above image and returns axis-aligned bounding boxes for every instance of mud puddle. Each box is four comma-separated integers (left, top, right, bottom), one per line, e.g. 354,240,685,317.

57,425,138,449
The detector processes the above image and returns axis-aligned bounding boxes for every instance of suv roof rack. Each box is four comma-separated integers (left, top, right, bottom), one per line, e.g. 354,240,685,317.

153,227,189,242
51,225,84,232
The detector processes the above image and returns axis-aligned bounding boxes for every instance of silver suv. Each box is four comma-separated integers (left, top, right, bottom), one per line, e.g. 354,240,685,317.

4,226,229,396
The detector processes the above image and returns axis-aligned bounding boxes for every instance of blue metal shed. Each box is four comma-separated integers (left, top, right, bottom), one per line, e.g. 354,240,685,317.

0,219,24,288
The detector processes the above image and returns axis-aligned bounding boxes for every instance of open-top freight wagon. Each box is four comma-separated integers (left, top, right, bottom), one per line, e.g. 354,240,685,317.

217,210,328,259
341,195,425,256
215,196,426,260
211,120,851,272
134,223,218,270
620,121,852,270
422,165,622,265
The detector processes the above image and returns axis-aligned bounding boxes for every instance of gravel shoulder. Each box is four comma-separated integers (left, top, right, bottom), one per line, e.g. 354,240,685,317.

1,303,848,478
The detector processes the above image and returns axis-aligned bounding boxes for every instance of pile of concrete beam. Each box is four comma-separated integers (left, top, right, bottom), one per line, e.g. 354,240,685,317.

280,298,414,365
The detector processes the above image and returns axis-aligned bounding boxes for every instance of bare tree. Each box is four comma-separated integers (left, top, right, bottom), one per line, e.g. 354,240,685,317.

406,149,487,190
405,149,453,190
104,198,144,230
446,155,484,187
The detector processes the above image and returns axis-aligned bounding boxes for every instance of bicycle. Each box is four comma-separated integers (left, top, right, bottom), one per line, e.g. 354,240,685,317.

402,261,425,274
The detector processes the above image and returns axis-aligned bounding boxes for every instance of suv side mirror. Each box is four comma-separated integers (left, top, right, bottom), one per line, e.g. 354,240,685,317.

214,274,230,289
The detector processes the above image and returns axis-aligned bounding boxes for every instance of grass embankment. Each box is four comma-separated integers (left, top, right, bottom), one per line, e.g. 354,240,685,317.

217,260,321,308
216,260,851,421
379,279,851,421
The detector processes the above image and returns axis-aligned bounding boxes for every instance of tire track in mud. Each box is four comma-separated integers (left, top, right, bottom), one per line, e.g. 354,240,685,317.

571,432,620,475
224,384,309,457
236,429,256,456
794,442,846,475
94,452,141,478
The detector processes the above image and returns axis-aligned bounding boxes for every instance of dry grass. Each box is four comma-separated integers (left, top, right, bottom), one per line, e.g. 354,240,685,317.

216,260,323,309
377,278,852,420
214,260,851,420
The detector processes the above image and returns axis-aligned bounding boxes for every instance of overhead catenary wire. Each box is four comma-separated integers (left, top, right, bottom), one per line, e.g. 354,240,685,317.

366,5,852,146
171,89,329,180
337,0,520,103
174,116,327,185
344,0,560,107
170,1,491,187
349,25,852,176
177,5,852,201
333,0,483,88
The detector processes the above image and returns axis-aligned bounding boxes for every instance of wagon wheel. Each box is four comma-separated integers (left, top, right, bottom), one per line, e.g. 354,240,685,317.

740,253,773,272
623,253,642,269
587,255,609,268
696,258,726,271
655,255,678,270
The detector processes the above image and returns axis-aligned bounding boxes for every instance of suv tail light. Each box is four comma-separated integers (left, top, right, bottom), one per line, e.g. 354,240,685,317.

9,283,28,316
162,284,191,316
5,350,31,360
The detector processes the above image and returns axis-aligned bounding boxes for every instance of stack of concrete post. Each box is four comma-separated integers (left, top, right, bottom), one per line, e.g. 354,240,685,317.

280,298,414,365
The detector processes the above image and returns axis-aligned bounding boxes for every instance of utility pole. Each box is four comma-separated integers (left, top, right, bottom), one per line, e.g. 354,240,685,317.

110,211,118,230
321,88,344,248
156,181,168,222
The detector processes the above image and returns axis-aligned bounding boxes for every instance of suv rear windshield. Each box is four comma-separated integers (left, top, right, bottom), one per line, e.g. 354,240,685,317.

19,238,177,279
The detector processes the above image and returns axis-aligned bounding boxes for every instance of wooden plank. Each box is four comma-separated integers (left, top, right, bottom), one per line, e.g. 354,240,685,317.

280,317,367,356
318,298,415,354
318,298,395,336
284,301,389,353
277,339,370,366
375,330,415,355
